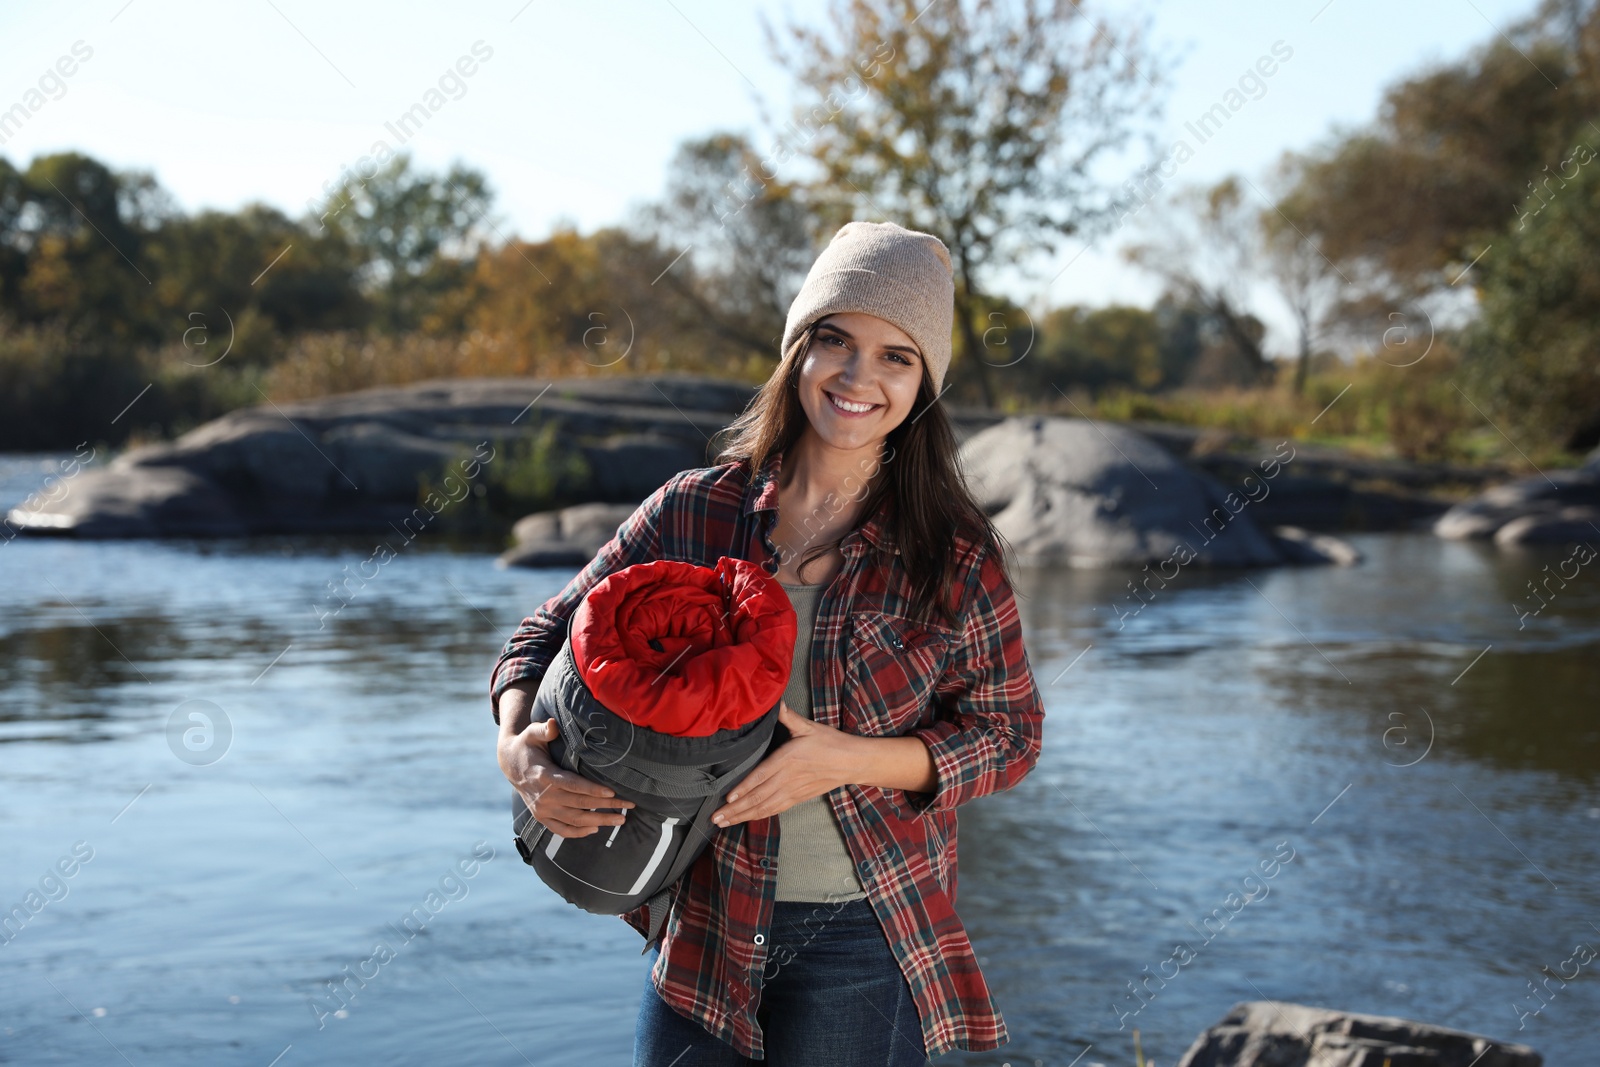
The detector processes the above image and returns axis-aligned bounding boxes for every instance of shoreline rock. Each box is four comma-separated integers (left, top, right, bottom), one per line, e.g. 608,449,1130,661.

1269,524,1364,566
1434,451,1600,546
1128,420,1521,532
496,502,640,568
1175,1000,1541,1067
960,416,1362,569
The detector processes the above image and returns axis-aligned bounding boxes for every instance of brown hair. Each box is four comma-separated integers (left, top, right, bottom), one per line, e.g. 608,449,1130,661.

712,319,1011,629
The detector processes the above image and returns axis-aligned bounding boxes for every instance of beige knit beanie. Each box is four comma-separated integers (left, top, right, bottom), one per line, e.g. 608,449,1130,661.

781,220,955,393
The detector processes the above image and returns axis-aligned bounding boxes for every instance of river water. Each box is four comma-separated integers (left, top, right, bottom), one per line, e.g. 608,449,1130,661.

2,453,1596,1065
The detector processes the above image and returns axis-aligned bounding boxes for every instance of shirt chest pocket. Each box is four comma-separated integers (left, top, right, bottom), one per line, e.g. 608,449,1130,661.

842,610,956,735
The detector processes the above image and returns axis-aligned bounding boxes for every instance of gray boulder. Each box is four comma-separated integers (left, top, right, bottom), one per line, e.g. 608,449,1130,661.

497,502,641,568
1493,506,1600,546
4,464,250,538
1434,466,1600,542
1271,524,1364,566
960,416,1358,568
1175,1000,1541,1067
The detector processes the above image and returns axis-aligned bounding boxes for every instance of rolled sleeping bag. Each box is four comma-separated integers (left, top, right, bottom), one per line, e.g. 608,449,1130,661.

511,556,798,950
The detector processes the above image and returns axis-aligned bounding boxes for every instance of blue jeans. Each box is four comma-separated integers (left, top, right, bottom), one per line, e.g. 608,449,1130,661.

633,896,931,1066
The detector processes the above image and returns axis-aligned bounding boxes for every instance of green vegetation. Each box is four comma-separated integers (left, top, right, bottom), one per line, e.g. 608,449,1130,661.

1260,0,1600,457
479,422,594,517
410,423,597,535
1460,136,1600,451
1080,340,1568,468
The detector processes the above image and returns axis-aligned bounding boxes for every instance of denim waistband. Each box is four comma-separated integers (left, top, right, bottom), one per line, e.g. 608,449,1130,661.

770,895,876,927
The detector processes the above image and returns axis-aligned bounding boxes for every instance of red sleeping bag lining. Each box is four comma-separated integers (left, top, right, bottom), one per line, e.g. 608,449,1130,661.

569,557,799,737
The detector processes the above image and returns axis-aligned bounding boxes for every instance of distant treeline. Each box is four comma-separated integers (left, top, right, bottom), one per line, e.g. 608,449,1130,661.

3,0,1598,466
0,149,1265,452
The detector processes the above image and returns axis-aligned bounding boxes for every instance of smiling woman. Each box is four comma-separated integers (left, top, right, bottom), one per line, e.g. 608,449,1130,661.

491,220,1046,1065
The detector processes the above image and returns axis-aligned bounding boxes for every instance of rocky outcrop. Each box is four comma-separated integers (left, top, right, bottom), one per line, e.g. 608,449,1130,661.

960,417,1361,568
1493,506,1600,546
1128,421,1515,531
5,464,252,538
496,502,640,568
1434,452,1600,546
4,376,756,537
1174,1000,1541,1067
4,376,1404,567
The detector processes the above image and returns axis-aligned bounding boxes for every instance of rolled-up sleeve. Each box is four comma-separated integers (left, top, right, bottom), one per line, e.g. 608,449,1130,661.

488,474,677,724
898,543,1044,815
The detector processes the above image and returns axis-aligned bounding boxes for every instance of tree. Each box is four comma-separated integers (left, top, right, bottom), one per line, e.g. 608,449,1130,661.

148,205,367,360
630,132,817,361
0,157,30,310
1260,156,1347,395
1123,177,1275,387
440,223,754,378
1274,0,1598,306
762,0,1164,407
1030,303,1165,395
321,153,493,332
1461,140,1600,452
8,152,159,340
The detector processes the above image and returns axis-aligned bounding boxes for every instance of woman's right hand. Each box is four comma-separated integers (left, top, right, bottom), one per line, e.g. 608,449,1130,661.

499,717,636,837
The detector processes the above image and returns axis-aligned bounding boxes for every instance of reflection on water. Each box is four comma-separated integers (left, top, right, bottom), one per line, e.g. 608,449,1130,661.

975,546,1599,1065
1,454,1596,1065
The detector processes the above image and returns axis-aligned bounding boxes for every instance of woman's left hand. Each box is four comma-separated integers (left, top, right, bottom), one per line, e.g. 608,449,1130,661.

711,702,858,827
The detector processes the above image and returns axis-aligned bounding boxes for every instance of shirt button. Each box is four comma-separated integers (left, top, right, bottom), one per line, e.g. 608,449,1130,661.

753,934,765,946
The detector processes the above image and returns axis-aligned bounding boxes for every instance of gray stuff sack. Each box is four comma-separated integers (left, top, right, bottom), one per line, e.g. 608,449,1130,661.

512,615,781,955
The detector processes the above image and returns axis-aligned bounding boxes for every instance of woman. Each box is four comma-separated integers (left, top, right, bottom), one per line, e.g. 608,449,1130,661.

490,220,1046,1065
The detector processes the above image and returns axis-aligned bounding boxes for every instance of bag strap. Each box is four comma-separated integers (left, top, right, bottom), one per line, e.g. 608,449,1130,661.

576,749,749,799
641,887,675,954
634,720,775,954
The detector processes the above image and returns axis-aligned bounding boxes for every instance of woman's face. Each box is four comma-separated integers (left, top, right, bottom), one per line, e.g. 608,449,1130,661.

795,312,926,451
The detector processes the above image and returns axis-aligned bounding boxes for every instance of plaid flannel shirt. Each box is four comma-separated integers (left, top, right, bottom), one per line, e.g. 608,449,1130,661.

489,449,1045,1059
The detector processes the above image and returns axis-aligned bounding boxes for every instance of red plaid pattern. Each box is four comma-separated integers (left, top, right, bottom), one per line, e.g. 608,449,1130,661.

490,449,1045,1059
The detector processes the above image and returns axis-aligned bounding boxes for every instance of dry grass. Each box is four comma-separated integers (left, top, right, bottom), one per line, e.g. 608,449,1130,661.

1076,344,1578,471
261,328,774,402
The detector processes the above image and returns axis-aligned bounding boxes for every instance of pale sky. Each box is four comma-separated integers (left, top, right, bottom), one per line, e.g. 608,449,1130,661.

0,0,1544,356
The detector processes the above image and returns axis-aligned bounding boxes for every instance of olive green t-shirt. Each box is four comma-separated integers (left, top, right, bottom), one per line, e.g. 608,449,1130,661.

774,580,869,902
